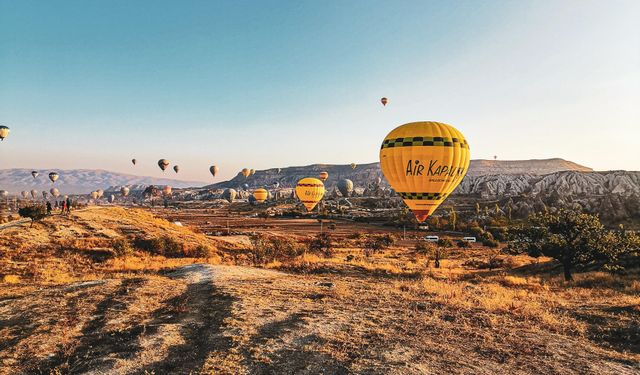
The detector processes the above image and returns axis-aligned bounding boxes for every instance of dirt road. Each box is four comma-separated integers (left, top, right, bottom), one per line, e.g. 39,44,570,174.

2,263,638,375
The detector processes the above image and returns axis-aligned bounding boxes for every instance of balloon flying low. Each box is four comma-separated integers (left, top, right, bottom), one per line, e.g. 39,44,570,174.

350,163,357,170
250,169,256,176
91,191,99,200
379,121,470,222
158,159,170,171
223,188,236,203
50,188,60,197
120,187,130,197
252,188,268,203
163,186,172,196
30,190,38,199
21,191,29,199
295,178,325,212
0,190,8,198
42,191,48,199
319,171,329,181
337,179,353,197
241,168,250,178
0,125,9,141
97,189,104,198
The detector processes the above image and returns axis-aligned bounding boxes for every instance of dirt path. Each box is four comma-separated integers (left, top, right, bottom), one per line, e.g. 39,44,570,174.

1,264,638,375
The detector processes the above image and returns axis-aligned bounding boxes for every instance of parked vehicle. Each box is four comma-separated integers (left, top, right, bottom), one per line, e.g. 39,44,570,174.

424,235,439,242
462,236,477,243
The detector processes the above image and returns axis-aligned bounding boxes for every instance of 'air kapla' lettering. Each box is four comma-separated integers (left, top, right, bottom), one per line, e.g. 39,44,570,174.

406,159,465,177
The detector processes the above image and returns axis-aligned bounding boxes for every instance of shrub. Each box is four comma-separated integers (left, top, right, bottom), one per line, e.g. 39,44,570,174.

112,238,133,257
362,234,396,257
415,240,436,255
132,236,186,257
437,238,453,248
482,238,500,248
308,233,333,257
457,239,472,248
192,244,214,258
18,205,47,227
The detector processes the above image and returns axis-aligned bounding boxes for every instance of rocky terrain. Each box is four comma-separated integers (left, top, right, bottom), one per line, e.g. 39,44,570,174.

0,169,205,194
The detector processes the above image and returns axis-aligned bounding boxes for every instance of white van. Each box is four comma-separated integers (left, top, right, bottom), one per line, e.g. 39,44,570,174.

462,236,477,243
424,235,439,242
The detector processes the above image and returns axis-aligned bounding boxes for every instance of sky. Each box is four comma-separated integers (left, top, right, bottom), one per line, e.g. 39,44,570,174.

0,0,638,182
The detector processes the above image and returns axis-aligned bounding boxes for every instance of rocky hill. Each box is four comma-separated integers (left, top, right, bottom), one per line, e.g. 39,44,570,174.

0,169,205,195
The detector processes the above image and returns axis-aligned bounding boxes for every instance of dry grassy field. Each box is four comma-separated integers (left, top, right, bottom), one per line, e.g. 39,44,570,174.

1,206,638,374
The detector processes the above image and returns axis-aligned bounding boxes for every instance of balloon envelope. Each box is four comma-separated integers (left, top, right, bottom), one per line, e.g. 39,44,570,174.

31,171,38,178
30,189,38,198
50,188,60,197
158,159,170,171
108,195,115,203
319,171,329,181
209,165,219,177
222,188,237,203
0,190,8,198
295,178,325,212
0,125,9,140
48,172,59,183
253,188,268,203
163,186,172,196
379,121,470,222
121,187,130,197
97,189,104,198
132,159,136,165
241,168,250,178
350,163,357,170
21,191,29,199
337,179,353,197
381,97,388,106
250,169,256,176
173,165,179,173
91,191,99,200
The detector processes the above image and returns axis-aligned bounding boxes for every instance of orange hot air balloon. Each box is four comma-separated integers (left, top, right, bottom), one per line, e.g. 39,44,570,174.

241,168,250,178
379,121,470,222
319,171,329,181
253,188,268,203
163,186,172,196
381,97,388,106
295,178,325,212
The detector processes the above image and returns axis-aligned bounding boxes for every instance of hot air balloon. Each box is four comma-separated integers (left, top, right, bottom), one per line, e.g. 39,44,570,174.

173,165,179,173
132,159,137,165
120,187,130,197
162,186,172,196
376,177,382,185
241,168,250,178
42,191,48,199
337,179,353,197
253,188,268,203
31,171,39,179
494,155,497,161
158,159,170,171
63,195,68,200
379,121,470,222
277,168,281,174
381,97,388,106
209,165,219,177
222,188,236,203
97,189,104,198
272,181,280,189
0,125,9,141
48,172,59,183
108,194,115,203
50,188,60,197
0,190,8,198
350,163,357,170
30,189,38,199
21,191,29,199
318,171,329,181
250,169,256,176
295,178,325,211
90,191,99,200
242,183,249,191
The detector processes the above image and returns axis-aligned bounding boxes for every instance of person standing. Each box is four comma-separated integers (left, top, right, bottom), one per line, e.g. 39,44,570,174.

65,197,72,215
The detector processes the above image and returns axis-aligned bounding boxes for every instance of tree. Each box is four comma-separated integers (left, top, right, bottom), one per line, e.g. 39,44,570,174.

18,205,47,227
432,238,453,268
363,234,396,257
511,209,639,281
308,233,333,257
449,206,457,231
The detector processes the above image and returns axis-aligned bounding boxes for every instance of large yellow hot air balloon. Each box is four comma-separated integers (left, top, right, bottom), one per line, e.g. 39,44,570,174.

241,168,250,178
319,171,329,181
379,121,470,222
253,188,268,203
295,178,325,212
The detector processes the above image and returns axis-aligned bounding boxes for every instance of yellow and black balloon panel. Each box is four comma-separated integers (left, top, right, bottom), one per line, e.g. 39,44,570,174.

295,177,325,212
319,171,329,181
253,188,268,203
379,121,470,222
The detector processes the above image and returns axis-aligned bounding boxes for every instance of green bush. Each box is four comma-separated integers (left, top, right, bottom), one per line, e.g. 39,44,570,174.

18,205,47,227
414,240,436,254
133,236,186,257
308,233,334,257
482,238,500,248
251,235,304,264
457,239,472,248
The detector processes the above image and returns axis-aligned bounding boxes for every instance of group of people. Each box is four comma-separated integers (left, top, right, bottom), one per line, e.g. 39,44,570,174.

46,197,73,216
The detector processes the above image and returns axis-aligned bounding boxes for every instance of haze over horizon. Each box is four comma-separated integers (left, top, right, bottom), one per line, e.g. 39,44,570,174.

1,0,638,181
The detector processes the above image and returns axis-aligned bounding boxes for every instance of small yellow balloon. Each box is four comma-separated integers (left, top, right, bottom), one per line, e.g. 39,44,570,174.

295,178,325,212
380,121,470,222
241,168,250,178
253,188,268,203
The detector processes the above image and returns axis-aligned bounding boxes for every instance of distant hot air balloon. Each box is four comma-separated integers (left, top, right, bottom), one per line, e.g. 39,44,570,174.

319,171,329,181
108,194,115,203
97,189,104,198
30,189,38,199
173,165,179,173
250,169,256,176
158,159,170,171
350,163,357,170
91,191,99,200
0,190,8,198
0,125,9,141
50,188,60,197
494,155,497,161
337,179,353,197
21,191,29,199
162,186,172,196
209,165,219,177
381,97,388,106
272,181,280,189
295,178,325,212
376,176,382,185
63,195,68,200
241,168,250,178
48,172,59,183
31,171,39,179
42,191,48,199
242,183,249,191
132,159,137,165
222,188,237,203
379,121,470,222
253,188,268,203
277,168,281,174
120,187,130,197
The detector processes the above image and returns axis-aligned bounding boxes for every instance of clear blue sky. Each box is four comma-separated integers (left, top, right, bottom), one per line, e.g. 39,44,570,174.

1,0,638,181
